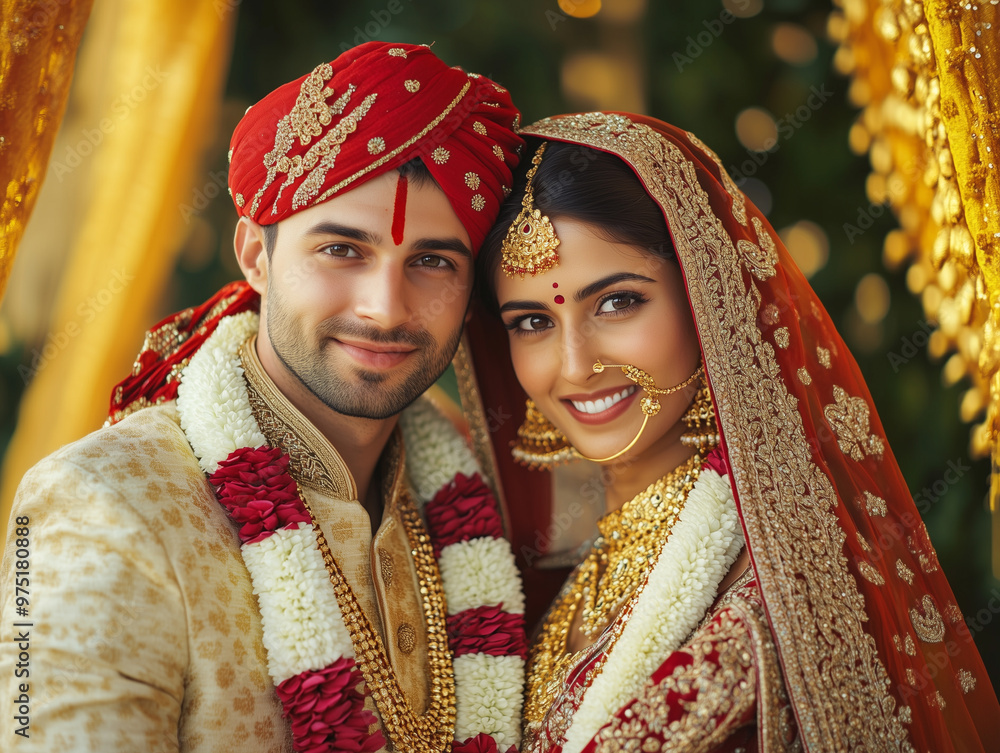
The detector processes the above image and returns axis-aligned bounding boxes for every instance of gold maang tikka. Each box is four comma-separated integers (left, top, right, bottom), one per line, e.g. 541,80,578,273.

501,143,560,278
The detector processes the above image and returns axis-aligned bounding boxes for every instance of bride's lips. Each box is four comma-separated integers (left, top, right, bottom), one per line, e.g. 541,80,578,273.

333,337,416,369
561,385,639,425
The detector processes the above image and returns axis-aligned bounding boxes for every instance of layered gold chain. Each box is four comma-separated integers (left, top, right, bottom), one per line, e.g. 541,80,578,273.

303,491,456,752
523,453,702,734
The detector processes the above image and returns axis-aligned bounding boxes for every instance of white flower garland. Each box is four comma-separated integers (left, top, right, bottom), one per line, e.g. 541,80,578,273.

561,468,744,753
453,654,525,748
399,399,526,749
177,314,525,751
241,525,353,682
176,312,266,475
438,537,526,615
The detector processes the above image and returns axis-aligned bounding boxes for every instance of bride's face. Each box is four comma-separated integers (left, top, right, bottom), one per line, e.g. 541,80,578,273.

495,217,701,463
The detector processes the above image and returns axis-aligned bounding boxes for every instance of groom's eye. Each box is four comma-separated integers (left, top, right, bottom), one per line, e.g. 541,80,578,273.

414,254,453,269
321,243,359,258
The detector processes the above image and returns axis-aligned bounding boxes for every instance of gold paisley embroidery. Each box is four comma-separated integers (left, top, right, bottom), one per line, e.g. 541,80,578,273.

945,603,963,624
774,327,790,350
898,706,912,724
909,595,946,643
958,669,976,693
863,491,887,516
592,609,756,752
288,91,377,210
247,63,339,217
816,345,832,368
521,112,912,752
314,82,471,202
797,367,812,385
896,559,915,585
737,238,777,281
404,79,420,93
857,561,885,585
761,303,781,326
928,691,946,710
904,635,916,656
857,532,872,552
907,528,940,574
752,216,778,264
824,385,885,461
685,130,748,226
892,635,903,652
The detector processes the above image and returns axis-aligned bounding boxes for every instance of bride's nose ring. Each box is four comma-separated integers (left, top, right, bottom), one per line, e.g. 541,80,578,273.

575,360,704,462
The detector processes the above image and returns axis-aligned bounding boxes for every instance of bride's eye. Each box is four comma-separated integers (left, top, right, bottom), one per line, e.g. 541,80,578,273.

597,292,646,315
505,314,552,334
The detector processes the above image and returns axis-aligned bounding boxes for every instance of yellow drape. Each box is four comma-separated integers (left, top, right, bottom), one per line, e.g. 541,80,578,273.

0,0,94,300
0,0,236,540
830,0,1000,574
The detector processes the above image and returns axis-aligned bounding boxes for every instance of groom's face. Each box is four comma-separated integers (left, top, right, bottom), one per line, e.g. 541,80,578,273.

251,169,473,419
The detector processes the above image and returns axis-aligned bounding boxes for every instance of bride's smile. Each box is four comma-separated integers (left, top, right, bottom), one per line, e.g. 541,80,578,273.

495,217,701,484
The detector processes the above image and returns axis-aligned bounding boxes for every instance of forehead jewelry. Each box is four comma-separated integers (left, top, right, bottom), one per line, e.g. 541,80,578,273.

501,142,560,278
575,360,705,463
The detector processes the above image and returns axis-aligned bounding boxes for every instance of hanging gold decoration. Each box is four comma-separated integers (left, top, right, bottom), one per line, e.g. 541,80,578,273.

829,0,1000,575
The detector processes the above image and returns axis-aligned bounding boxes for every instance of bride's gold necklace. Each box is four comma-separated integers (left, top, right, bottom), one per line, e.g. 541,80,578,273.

522,453,702,736
578,452,702,638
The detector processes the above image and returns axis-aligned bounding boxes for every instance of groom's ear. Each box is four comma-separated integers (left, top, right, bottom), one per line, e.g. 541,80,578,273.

235,217,269,295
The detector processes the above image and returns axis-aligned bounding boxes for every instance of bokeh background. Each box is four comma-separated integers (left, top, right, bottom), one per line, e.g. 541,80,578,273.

2,0,997,686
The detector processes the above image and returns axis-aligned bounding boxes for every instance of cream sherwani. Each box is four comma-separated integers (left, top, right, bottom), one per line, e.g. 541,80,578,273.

0,341,437,751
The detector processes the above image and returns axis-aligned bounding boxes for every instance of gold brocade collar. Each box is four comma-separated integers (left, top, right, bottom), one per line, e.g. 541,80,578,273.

239,334,404,503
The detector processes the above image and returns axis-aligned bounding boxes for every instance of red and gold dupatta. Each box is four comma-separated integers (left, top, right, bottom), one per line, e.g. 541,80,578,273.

457,112,1000,752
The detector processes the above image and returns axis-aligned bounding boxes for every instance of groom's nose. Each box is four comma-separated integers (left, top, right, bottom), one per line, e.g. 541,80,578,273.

352,261,412,331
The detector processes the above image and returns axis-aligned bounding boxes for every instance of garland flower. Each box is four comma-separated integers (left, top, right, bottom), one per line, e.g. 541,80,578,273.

176,312,526,753
560,468,744,753
400,400,527,752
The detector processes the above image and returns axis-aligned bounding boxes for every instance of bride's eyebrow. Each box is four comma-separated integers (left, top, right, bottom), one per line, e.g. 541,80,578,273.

574,272,656,302
499,299,549,315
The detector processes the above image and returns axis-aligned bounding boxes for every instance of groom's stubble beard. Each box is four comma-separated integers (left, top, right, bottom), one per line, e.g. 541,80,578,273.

265,277,464,420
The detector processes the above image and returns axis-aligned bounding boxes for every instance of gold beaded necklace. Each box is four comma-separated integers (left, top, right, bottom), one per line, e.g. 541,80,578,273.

523,453,702,734
303,490,456,751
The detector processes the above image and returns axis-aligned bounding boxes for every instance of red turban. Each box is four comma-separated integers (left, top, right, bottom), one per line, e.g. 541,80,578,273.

227,42,523,251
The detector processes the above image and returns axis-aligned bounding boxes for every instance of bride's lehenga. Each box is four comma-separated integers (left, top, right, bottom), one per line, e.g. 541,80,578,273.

458,112,1000,752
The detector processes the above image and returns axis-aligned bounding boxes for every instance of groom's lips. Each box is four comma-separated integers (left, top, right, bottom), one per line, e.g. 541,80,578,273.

333,337,416,369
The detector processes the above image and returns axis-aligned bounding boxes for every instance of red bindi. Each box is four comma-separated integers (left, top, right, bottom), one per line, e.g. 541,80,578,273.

552,282,559,288
554,295,565,304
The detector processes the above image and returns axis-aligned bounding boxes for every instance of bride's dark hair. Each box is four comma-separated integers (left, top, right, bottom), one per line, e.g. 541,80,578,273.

476,140,676,313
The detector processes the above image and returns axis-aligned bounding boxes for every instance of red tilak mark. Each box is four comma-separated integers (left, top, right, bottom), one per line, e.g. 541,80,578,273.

554,295,565,304
552,282,559,288
391,174,408,245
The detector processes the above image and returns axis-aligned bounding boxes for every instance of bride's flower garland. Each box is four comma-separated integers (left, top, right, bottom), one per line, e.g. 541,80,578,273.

176,311,525,753
560,468,743,753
